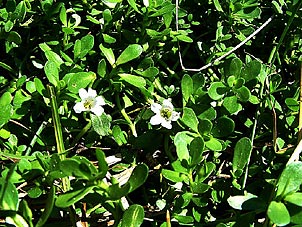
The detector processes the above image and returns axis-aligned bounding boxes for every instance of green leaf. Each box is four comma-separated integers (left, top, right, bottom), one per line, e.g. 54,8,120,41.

189,137,205,166
128,164,149,193
116,44,143,66
59,157,97,180
227,193,257,210
7,31,22,44
140,67,159,79
198,119,213,135
34,78,46,96
0,179,19,210
15,1,26,21
107,183,131,200
27,186,42,198
162,169,183,182
119,74,146,88
176,35,193,43
150,4,175,17
285,98,299,111
205,137,222,151
0,92,13,128
127,0,140,13
63,71,96,93
197,162,216,182
232,137,252,177
121,204,144,227
174,214,194,224
240,60,261,82
97,59,107,78
44,61,59,87
181,107,199,132
272,1,283,14
191,182,210,194
198,107,216,121
181,74,193,104
236,86,251,102
225,58,242,76
96,149,108,179
112,125,127,146
212,116,235,137
44,51,64,68
223,96,242,114
213,0,223,12
59,4,67,26
74,34,94,59
55,186,95,208
276,162,302,198
102,34,116,44
91,113,111,137
174,131,193,161
208,82,227,100
284,192,302,207
99,43,115,66
267,201,290,226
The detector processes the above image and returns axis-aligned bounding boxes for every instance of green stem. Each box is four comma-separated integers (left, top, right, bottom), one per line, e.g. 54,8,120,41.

47,85,66,159
47,85,69,192
71,119,92,147
25,121,47,156
116,94,137,137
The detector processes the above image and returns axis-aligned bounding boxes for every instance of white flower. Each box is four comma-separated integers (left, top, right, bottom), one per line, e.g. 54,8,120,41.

150,99,180,129
73,88,106,116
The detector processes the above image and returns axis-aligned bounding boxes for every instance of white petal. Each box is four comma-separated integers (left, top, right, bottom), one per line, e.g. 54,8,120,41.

87,88,97,98
171,111,180,121
150,114,162,125
162,99,174,109
91,105,104,116
151,103,162,114
79,88,88,100
161,120,172,129
95,96,106,106
74,102,86,113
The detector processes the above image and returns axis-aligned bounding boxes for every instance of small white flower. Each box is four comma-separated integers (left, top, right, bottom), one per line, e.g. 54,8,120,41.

73,88,106,116
150,99,180,129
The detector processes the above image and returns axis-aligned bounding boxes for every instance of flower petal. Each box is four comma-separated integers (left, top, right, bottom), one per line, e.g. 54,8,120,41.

151,103,162,114
79,88,88,100
95,96,106,106
150,114,162,125
162,99,174,109
91,105,104,116
161,119,172,129
87,88,97,98
171,111,180,121
74,102,86,113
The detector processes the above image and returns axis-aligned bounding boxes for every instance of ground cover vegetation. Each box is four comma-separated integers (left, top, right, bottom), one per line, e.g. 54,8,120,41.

0,0,302,226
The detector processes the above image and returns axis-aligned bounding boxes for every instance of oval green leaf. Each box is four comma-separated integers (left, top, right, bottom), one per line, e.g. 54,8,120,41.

119,73,146,88
208,82,228,100
267,201,290,226
99,43,115,66
181,107,199,132
121,204,144,227
116,44,143,66
232,137,252,176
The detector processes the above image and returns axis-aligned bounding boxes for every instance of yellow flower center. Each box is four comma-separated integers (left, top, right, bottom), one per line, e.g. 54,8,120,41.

160,107,172,120
83,98,95,110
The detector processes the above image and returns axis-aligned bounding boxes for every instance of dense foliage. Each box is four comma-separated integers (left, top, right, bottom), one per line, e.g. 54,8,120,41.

0,0,302,226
